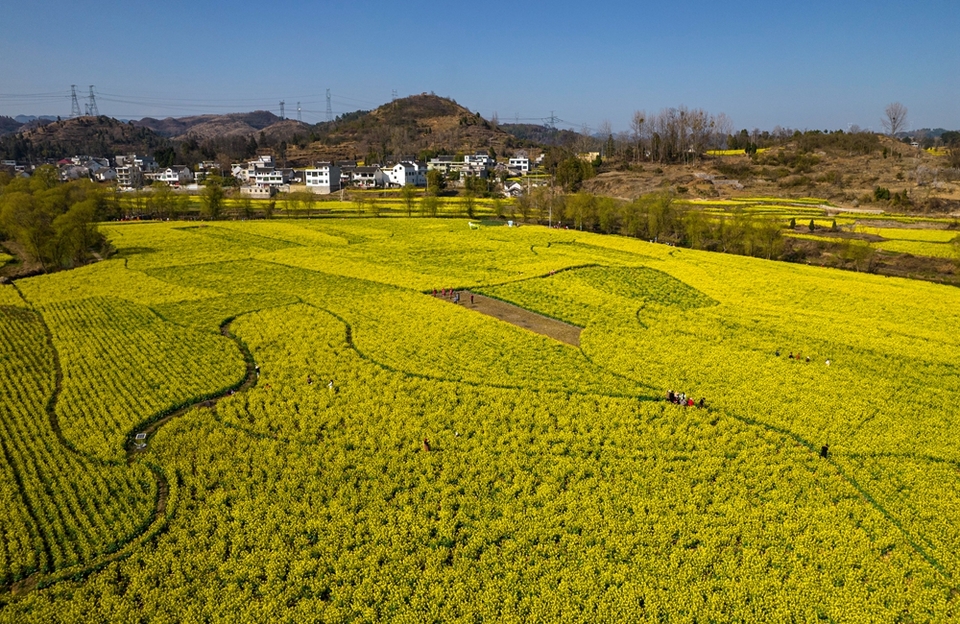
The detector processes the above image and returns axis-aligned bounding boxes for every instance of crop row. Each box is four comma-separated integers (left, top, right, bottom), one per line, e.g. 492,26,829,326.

5,304,951,621
39,297,247,461
0,306,155,585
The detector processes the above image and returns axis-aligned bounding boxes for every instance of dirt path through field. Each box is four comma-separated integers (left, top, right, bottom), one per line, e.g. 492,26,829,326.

440,291,582,347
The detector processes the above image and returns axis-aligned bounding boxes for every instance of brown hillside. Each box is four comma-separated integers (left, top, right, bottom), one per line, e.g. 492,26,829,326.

8,116,170,158
0,116,23,137
134,111,308,141
586,135,960,212
286,93,515,164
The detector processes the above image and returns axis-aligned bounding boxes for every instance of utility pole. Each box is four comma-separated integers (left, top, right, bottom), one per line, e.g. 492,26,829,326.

279,100,285,120
326,89,333,122
88,86,99,117
70,85,82,117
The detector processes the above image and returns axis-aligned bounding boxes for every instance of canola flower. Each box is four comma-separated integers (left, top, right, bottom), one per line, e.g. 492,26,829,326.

2,218,959,621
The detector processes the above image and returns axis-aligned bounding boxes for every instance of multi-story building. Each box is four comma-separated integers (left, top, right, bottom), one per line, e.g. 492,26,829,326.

463,152,495,167
387,161,427,187
156,166,194,186
508,157,530,174
351,166,388,189
303,162,341,194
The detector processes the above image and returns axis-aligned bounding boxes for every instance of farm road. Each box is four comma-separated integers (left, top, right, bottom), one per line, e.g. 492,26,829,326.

446,291,582,347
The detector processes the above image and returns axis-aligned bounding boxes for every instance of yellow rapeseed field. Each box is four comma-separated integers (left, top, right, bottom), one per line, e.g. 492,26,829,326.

2,219,959,621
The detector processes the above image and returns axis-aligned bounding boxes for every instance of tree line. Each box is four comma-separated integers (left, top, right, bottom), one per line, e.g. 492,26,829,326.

513,190,790,259
0,166,115,272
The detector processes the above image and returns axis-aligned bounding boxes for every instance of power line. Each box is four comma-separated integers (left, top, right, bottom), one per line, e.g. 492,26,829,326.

69,85,81,118
87,85,99,117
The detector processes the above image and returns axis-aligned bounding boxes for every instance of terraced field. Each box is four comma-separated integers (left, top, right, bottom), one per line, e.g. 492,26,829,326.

2,218,959,621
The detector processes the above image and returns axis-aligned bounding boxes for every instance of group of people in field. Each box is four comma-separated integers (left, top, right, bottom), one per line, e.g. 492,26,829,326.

433,288,474,305
776,349,830,366
667,390,705,409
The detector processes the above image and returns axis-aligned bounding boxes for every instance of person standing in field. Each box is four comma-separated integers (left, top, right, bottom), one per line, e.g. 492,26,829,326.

470,294,474,305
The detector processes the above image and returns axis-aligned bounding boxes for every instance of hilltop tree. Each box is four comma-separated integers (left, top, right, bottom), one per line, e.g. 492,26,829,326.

881,102,908,136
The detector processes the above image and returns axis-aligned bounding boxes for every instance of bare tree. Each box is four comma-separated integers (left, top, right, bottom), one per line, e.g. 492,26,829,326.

713,113,734,149
881,102,908,136
687,108,710,162
631,110,646,163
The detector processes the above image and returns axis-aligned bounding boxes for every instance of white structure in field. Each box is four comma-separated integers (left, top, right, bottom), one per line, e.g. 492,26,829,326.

240,185,274,198
304,162,341,194
387,161,427,187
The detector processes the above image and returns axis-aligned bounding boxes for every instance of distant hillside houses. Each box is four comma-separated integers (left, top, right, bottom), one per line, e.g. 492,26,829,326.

225,149,543,194
3,145,541,194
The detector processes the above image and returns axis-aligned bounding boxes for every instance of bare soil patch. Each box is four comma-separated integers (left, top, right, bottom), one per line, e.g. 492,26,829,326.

444,292,582,347
854,219,954,230
0,240,43,279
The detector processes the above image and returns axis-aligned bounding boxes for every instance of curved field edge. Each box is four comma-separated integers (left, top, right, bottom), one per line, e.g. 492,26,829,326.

3,221,959,618
1,310,257,599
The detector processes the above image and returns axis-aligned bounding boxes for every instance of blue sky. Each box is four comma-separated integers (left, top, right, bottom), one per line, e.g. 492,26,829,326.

1,0,957,133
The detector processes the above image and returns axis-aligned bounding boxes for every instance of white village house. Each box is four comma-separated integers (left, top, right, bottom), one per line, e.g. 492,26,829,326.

508,157,530,174
351,166,389,189
254,168,294,188
386,161,427,187
303,162,341,194
156,166,194,186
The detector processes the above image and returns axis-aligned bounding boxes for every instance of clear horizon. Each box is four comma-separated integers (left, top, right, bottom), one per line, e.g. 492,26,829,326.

1,0,957,134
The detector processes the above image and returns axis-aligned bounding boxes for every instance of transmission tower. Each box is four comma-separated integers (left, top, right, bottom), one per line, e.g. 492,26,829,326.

70,85,82,117
545,111,558,129
87,86,99,117
279,100,285,120
391,89,398,101
325,89,332,122
297,102,302,122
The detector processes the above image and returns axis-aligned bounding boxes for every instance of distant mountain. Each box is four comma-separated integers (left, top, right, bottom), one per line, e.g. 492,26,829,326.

910,128,950,138
14,115,58,124
0,116,23,137
0,116,170,162
499,123,581,148
134,110,288,139
0,95,560,165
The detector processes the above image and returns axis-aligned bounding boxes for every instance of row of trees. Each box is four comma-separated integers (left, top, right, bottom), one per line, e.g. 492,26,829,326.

0,166,113,271
512,190,788,259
